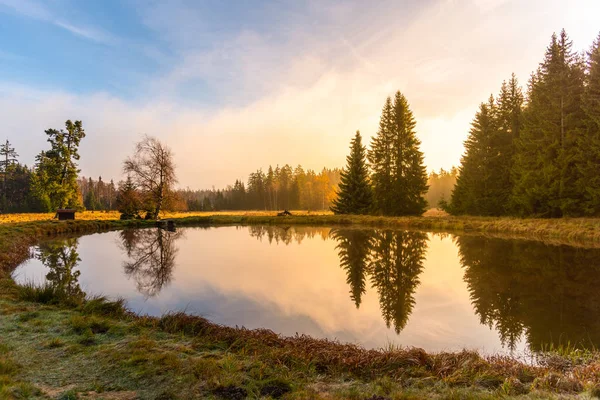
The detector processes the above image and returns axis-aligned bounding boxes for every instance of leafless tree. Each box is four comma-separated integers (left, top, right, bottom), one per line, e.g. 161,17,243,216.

119,228,183,298
123,135,176,219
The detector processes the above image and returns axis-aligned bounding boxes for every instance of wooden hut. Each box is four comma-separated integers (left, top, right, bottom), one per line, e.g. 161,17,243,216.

56,209,76,220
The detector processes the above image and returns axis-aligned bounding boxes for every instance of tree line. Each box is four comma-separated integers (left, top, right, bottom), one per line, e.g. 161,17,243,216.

449,30,600,217
178,166,341,212
0,121,85,212
0,126,177,219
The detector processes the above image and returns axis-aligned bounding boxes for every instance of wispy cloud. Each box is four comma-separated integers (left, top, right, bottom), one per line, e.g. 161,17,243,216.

1,0,599,189
0,0,117,45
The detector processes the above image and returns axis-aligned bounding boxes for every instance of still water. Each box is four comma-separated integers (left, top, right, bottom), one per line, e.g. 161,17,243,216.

11,226,600,354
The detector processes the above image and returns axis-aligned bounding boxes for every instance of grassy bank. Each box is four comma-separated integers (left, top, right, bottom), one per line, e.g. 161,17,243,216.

4,211,600,246
3,216,600,398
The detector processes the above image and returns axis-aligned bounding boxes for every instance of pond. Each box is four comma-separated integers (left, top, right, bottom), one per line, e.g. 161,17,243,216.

11,225,600,354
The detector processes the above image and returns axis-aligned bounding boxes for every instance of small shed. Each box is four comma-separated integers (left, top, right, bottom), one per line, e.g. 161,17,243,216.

56,209,76,221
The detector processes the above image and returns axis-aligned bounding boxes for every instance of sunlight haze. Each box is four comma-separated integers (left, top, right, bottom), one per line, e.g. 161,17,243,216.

0,0,598,188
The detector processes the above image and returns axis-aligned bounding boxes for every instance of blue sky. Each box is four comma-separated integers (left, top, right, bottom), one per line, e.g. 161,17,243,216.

1,0,599,188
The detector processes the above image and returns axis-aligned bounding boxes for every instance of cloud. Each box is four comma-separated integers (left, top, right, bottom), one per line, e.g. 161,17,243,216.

1,0,599,189
0,0,116,44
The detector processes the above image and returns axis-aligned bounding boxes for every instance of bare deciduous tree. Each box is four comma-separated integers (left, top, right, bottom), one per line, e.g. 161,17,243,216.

123,135,176,219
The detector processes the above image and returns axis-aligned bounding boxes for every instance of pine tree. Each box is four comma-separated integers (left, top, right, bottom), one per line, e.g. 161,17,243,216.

450,76,523,217
0,140,18,210
578,33,600,214
450,98,498,215
369,97,394,214
31,120,86,210
369,92,428,216
390,91,429,215
331,131,373,214
116,176,141,219
496,74,524,213
84,181,99,211
512,31,586,217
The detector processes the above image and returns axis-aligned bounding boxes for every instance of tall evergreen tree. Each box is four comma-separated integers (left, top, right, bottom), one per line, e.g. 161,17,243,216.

450,98,498,215
369,97,394,214
31,120,86,210
390,91,429,215
331,131,373,214
578,33,600,214
496,74,524,213
0,140,18,210
512,30,586,217
369,92,428,216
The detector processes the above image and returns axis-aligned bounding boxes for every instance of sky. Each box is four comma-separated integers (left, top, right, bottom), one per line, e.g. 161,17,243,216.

0,0,599,189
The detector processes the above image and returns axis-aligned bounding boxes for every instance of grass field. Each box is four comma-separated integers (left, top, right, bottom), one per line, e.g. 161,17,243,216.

2,214,600,398
0,210,335,224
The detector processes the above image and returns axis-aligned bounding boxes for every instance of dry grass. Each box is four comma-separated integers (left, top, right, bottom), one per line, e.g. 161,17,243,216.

0,210,333,224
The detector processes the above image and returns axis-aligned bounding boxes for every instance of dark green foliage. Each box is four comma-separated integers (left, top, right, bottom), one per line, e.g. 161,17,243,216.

450,75,523,216
331,131,373,214
578,33,600,215
369,92,428,216
0,140,18,211
30,120,86,211
369,97,394,214
84,177,100,211
512,30,587,217
450,98,499,215
451,30,600,218
116,176,141,219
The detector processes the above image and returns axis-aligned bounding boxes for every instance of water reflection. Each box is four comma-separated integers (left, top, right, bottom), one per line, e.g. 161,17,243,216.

19,226,600,352
457,236,600,350
248,225,330,244
119,228,184,297
37,238,85,301
330,229,428,333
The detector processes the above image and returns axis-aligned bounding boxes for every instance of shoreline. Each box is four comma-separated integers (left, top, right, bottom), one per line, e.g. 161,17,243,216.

3,214,600,398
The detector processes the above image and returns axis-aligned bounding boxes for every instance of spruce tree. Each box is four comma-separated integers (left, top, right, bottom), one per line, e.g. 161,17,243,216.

0,140,18,210
450,98,498,215
496,74,524,213
369,92,428,216
369,97,394,214
578,33,600,214
390,91,429,215
512,30,586,217
450,76,523,216
331,131,373,214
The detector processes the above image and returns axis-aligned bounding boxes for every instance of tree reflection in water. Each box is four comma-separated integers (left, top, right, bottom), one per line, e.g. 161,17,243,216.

248,225,331,245
253,226,429,335
457,236,600,351
37,237,85,301
331,229,428,334
119,228,184,297
38,225,600,352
